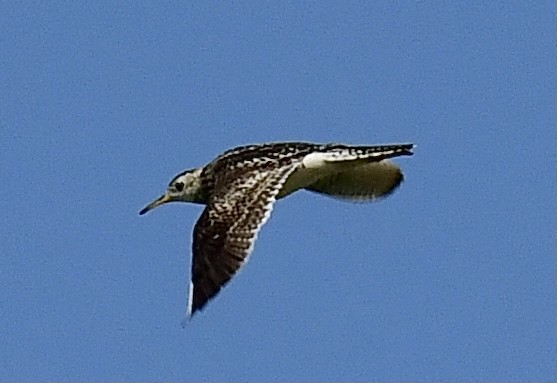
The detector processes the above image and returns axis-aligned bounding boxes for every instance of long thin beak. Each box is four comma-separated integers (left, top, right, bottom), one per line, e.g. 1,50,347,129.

139,194,172,215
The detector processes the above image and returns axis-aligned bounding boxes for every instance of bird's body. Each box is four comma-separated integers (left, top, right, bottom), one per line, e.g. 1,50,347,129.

140,142,414,319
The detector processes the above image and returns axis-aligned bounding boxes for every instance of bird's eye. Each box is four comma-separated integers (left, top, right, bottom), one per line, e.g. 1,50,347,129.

175,182,184,192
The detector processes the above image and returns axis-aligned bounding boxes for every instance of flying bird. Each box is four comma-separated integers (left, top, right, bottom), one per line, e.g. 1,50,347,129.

140,142,414,319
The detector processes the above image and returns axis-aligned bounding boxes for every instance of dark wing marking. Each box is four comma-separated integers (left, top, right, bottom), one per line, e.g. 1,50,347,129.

186,163,300,318
320,143,414,163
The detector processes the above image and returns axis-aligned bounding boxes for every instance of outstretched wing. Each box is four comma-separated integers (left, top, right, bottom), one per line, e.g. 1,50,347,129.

186,163,300,318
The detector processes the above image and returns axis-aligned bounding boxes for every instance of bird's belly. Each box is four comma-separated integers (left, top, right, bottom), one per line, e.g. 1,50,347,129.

277,167,327,199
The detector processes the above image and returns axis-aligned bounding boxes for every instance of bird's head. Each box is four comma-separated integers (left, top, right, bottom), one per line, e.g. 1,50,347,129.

139,168,203,215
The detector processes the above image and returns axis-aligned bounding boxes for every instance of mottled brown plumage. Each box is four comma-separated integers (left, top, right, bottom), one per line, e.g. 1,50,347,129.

140,142,414,319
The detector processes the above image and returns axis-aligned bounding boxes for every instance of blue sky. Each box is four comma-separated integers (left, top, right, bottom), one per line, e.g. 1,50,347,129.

1,1,555,381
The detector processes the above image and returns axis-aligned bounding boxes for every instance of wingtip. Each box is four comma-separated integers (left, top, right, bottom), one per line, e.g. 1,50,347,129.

181,305,195,328
180,281,194,327
403,143,416,156
180,313,192,328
